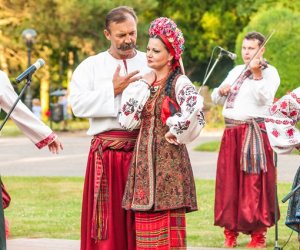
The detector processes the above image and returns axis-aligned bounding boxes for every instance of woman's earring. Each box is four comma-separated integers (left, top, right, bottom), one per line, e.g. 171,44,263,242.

167,61,171,66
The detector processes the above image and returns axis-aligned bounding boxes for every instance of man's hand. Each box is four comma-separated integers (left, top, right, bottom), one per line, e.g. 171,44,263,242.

48,138,63,154
249,54,263,80
113,65,142,96
165,131,179,145
218,84,231,97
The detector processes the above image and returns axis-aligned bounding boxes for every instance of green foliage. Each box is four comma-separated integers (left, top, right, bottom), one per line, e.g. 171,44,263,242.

235,7,300,97
1,0,300,97
203,104,224,129
150,0,251,85
0,0,157,95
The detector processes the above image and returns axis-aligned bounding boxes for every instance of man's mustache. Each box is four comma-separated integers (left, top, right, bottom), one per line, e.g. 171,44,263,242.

118,43,137,51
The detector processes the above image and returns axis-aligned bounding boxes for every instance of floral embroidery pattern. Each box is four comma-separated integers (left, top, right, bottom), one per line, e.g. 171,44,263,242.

264,89,300,154
186,96,197,113
122,98,138,116
197,111,206,126
134,105,144,121
35,132,57,149
290,92,300,104
178,85,197,105
173,120,191,134
271,128,280,138
270,104,278,113
286,128,295,138
265,118,295,126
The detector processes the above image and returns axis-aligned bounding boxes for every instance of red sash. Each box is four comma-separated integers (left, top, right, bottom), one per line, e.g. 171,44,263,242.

1,178,10,209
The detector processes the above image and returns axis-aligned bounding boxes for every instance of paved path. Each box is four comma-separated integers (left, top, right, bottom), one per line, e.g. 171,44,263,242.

7,238,230,250
2,130,300,249
1,130,299,181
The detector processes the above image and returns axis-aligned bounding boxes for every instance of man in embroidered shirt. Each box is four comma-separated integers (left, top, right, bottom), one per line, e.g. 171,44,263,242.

211,31,280,248
69,6,149,250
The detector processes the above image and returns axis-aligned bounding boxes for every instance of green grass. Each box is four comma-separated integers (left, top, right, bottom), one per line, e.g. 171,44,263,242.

3,177,82,239
194,140,220,152
2,177,299,249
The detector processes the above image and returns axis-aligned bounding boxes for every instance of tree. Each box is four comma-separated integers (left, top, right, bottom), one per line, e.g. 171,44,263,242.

0,0,156,120
148,0,255,86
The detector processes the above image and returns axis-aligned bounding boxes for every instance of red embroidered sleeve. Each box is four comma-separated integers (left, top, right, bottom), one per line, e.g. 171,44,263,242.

35,132,57,149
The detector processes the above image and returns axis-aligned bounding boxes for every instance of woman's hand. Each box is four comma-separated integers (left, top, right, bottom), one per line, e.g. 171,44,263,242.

48,138,63,154
141,71,156,86
165,131,179,145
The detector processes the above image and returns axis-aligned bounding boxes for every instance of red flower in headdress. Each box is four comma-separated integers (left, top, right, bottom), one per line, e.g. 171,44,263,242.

148,17,185,60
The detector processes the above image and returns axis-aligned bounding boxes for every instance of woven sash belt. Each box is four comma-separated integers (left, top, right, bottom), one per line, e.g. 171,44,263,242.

225,118,267,174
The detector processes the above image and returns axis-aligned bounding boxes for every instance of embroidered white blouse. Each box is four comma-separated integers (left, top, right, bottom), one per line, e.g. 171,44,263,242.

264,87,300,154
69,51,149,135
119,75,205,144
0,70,56,148
211,64,280,121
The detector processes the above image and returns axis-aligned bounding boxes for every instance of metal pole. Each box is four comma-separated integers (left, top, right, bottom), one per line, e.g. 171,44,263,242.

24,46,32,110
198,53,222,94
273,153,282,250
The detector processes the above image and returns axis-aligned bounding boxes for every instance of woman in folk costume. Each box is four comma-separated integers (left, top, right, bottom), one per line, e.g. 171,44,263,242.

264,87,300,239
0,69,63,250
119,17,205,249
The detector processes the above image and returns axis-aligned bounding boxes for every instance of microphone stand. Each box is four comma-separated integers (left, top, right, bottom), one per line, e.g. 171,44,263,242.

273,153,283,250
198,51,223,93
0,75,32,131
282,184,300,204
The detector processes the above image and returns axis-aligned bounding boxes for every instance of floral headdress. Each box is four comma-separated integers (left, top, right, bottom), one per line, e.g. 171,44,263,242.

148,17,185,60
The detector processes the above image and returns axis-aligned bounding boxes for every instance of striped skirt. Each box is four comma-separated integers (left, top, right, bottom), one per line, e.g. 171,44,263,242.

135,209,186,250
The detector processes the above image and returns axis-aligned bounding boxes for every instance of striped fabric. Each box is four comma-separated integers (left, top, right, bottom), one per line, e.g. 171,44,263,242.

135,209,186,250
225,118,267,174
225,69,252,109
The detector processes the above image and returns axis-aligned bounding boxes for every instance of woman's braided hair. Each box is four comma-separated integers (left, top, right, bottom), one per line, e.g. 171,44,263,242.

165,66,182,96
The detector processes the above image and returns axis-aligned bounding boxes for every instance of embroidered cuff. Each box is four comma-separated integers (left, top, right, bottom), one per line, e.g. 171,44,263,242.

35,132,57,149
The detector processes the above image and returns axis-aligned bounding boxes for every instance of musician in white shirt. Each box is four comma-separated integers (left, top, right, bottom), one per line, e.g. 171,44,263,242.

211,31,280,248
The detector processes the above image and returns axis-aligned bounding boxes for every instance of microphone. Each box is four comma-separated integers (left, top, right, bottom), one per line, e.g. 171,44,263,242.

16,58,45,83
217,46,237,60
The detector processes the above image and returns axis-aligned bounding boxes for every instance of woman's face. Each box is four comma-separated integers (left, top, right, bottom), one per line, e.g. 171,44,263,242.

146,38,173,70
